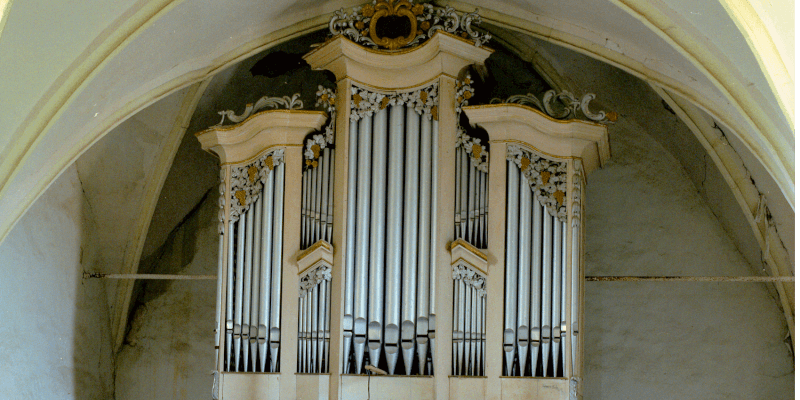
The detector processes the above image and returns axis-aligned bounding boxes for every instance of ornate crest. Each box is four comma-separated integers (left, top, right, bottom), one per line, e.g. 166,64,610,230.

330,1,491,51
492,90,618,123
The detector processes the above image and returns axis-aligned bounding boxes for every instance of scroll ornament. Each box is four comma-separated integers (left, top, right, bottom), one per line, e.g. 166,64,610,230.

571,159,583,227
491,90,618,123
229,149,285,221
507,145,568,221
215,94,304,126
299,265,332,297
218,169,226,234
452,264,486,297
350,82,439,121
304,86,337,169
329,1,490,51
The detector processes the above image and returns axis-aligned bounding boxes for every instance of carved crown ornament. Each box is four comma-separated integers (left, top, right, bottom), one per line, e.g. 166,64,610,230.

329,0,491,51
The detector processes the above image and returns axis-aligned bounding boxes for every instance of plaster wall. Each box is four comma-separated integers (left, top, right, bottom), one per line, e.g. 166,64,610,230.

114,189,218,400
583,117,793,398
0,165,114,399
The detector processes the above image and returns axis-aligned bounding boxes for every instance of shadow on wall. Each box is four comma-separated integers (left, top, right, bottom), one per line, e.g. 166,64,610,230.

114,188,219,400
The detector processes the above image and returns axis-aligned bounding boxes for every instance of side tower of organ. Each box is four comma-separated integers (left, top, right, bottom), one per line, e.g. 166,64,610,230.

196,2,611,398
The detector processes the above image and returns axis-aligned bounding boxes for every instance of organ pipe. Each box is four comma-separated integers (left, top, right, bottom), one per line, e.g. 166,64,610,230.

341,83,439,375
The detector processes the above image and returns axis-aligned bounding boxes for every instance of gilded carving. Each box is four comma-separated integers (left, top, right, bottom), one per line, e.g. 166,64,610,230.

507,145,568,221
329,1,490,51
349,81,439,121
229,149,285,221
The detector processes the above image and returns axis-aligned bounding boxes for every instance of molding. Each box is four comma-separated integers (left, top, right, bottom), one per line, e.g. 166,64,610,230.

296,240,334,276
111,78,212,351
303,31,492,88
195,110,327,165
449,238,488,275
463,104,609,174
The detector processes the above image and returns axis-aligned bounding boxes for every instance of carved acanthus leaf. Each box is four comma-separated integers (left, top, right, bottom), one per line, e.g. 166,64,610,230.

304,86,337,167
491,90,618,123
452,264,486,297
299,264,332,297
229,149,285,221
349,82,439,121
215,94,304,126
507,145,568,221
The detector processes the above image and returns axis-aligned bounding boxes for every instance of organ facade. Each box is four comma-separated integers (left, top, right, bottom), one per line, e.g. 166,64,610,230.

196,2,610,398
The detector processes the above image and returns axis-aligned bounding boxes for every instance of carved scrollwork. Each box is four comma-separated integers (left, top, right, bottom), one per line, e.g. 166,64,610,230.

507,145,568,221
299,264,332,297
452,264,486,297
329,1,490,51
218,169,226,234
349,82,439,121
491,90,618,123
304,86,337,169
229,149,285,221
571,159,583,227
215,94,304,126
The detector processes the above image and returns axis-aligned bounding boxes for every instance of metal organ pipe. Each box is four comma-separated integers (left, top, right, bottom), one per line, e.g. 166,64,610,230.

400,104,419,375
234,217,246,371
386,103,406,375
368,107,388,370
242,205,255,369
269,162,284,372
343,121,358,374
258,171,275,373
503,161,519,376
428,118,439,375
249,196,263,372
416,114,432,375
503,147,575,379
353,113,372,374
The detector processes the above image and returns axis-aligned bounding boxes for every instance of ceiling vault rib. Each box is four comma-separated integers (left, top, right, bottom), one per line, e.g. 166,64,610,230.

110,78,212,352
440,0,794,209
655,85,795,347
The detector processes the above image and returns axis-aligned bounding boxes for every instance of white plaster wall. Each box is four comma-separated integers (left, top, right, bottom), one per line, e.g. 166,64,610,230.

583,118,793,399
114,190,218,400
0,165,114,399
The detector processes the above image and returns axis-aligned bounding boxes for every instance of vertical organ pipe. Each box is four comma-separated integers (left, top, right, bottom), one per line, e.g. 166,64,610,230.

540,207,552,376
326,151,335,242
503,161,519,376
242,207,254,370
353,113,372,374
551,220,562,376
259,171,275,373
385,103,405,375
226,221,235,371
319,148,330,244
234,218,246,371
416,114,432,375
530,200,543,375
429,119,438,375
368,107,388,370
249,196,263,372
343,120,358,373
269,162,284,372
516,176,532,375
400,104,419,375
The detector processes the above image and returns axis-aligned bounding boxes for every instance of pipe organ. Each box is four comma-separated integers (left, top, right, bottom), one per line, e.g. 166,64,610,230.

197,2,609,398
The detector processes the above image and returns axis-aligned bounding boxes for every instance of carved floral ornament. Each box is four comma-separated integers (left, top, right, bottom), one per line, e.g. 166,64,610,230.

304,86,337,169
350,81,439,121
229,149,285,221
454,74,487,172
452,264,487,297
507,145,569,221
330,1,490,51
214,94,304,126
299,264,332,297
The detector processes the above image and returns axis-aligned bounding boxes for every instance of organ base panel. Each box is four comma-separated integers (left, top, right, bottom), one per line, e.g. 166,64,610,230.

196,1,610,398
219,374,570,400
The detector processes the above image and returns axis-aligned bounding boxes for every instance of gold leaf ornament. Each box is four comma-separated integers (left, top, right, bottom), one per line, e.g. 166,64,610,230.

554,190,565,205
369,0,418,50
540,171,551,184
266,155,274,170
471,144,482,160
312,144,321,158
520,157,531,171
353,93,363,107
247,165,258,183
235,190,247,206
